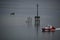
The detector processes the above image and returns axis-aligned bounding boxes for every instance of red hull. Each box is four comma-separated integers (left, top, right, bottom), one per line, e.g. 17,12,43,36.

42,26,55,32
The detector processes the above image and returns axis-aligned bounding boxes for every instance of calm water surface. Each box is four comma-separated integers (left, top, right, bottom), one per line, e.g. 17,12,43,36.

1,24,60,40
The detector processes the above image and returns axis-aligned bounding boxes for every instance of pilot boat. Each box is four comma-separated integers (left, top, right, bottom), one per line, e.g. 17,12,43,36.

42,25,55,32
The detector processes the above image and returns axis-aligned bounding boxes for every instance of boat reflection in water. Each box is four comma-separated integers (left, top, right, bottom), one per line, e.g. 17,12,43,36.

34,23,40,40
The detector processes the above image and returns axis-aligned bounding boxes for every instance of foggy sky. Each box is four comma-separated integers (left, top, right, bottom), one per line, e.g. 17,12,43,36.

0,0,60,27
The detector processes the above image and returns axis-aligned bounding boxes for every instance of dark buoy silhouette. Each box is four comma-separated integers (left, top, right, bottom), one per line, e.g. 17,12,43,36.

10,12,15,15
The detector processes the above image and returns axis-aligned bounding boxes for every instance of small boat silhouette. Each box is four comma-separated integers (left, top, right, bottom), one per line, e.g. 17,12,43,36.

10,12,15,15
42,25,55,32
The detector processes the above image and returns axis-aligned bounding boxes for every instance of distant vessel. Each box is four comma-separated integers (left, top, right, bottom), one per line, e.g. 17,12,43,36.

10,12,15,15
42,25,56,32
26,16,32,25
34,4,40,26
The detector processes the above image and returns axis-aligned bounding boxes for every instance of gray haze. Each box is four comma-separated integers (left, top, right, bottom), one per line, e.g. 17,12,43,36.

0,0,60,27
0,0,60,40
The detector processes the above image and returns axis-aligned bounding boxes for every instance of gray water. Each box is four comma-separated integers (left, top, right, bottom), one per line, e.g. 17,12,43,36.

0,0,60,40
1,24,60,40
